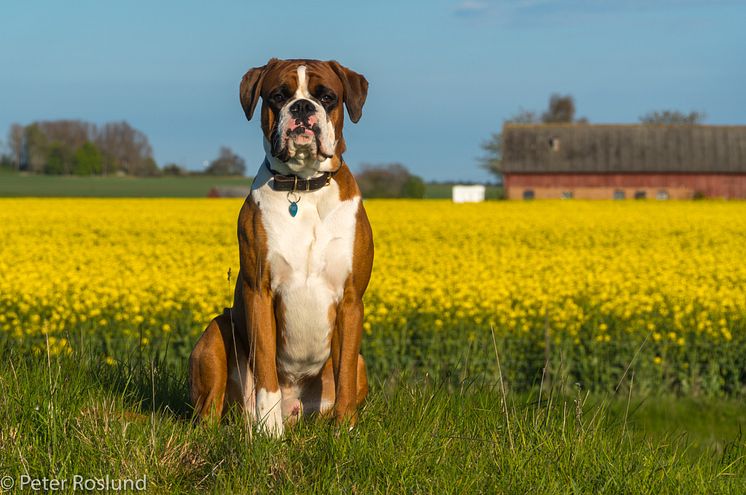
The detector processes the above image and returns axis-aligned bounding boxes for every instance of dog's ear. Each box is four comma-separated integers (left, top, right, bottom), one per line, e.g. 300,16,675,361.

240,59,277,121
329,61,368,123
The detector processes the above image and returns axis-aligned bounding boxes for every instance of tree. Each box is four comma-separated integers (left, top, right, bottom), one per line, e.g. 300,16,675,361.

355,163,425,198
140,157,160,176
7,120,158,176
162,163,186,175
507,109,540,124
542,94,576,123
639,110,705,125
8,124,23,171
0,139,12,170
23,124,48,173
95,121,155,176
205,146,246,176
479,132,504,176
0,153,12,170
73,142,103,175
37,120,92,150
13,121,89,173
44,142,71,175
402,175,426,199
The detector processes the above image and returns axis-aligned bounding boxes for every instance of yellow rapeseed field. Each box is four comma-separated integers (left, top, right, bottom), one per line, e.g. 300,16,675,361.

1,199,745,393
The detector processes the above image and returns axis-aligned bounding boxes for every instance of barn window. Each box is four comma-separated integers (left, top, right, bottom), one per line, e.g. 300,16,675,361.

656,190,670,200
561,191,573,199
548,137,561,152
634,190,646,200
613,190,625,200
523,189,535,200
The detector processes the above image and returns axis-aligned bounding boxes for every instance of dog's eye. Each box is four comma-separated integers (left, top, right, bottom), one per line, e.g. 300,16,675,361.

319,94,335,105
271,93,287,104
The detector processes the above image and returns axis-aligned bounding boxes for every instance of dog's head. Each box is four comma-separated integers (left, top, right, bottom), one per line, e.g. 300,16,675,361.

240,58,368,176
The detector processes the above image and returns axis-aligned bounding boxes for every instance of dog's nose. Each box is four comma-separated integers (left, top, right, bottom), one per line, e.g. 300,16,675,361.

289,99,316,120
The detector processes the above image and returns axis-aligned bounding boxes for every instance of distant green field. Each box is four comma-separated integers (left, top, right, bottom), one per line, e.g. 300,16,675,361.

0,173,251,197
0,172,501,198
423,182,504,199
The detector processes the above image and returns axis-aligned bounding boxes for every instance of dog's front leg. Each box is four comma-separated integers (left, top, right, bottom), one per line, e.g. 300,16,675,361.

332,290,364,427
243,284,283,437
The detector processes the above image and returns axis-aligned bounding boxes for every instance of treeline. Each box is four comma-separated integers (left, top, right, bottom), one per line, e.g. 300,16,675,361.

4,120,156,176
2,120,246,177
356,163,425,198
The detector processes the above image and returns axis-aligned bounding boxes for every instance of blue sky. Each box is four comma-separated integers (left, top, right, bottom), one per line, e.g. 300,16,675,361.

1,0,744,181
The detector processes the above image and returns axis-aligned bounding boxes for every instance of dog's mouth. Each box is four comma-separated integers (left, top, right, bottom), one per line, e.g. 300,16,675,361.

287,122,319,145
272,120,332,163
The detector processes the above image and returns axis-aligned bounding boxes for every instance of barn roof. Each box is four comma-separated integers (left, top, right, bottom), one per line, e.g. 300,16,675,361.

501,124,746,173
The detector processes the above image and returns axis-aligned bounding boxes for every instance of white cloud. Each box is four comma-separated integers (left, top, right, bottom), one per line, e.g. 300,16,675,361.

453,0,737,23
453,1,490,16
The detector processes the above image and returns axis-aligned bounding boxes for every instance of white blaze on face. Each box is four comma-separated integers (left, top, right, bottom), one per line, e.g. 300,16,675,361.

273,65,337,175
295,65,311,98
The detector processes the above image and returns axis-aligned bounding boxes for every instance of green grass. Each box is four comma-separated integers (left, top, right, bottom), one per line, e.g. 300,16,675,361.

1,344,744,494
0,173,251,197
0,172,502,199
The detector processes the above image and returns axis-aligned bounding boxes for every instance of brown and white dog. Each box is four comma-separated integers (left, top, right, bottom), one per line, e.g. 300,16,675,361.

189,58,373,437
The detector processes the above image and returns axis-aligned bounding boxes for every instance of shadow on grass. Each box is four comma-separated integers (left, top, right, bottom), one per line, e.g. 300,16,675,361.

94,344,194,420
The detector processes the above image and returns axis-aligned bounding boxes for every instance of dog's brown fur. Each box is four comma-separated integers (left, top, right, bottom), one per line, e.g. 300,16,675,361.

189,59,372,430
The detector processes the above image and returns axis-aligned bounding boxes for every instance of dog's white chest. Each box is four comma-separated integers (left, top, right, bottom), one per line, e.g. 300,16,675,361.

252,170,360,381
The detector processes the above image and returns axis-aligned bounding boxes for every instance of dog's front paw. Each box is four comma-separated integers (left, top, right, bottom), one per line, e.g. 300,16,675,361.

256,388,284,438
282,397,302,426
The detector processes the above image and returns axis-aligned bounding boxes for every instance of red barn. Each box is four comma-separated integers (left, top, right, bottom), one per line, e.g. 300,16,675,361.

501,124,746,200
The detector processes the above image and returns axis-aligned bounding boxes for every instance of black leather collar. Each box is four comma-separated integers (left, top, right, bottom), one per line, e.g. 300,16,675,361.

264,160,338,192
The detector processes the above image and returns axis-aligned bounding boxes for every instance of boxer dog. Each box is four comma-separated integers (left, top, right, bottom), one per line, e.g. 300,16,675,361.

189,58,372,437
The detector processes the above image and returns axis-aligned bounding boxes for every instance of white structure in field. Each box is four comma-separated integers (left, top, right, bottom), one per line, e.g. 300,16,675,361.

452,185,486,203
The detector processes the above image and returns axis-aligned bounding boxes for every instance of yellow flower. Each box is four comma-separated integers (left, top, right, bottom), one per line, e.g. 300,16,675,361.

0,197,743,390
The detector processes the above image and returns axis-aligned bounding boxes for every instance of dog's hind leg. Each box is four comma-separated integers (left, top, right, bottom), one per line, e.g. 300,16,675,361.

189,313,232,421
356,353,369,406
224,330,256,422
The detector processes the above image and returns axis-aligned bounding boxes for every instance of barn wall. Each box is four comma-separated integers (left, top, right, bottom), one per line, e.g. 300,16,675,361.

504,173,746,199
506,186,692,200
